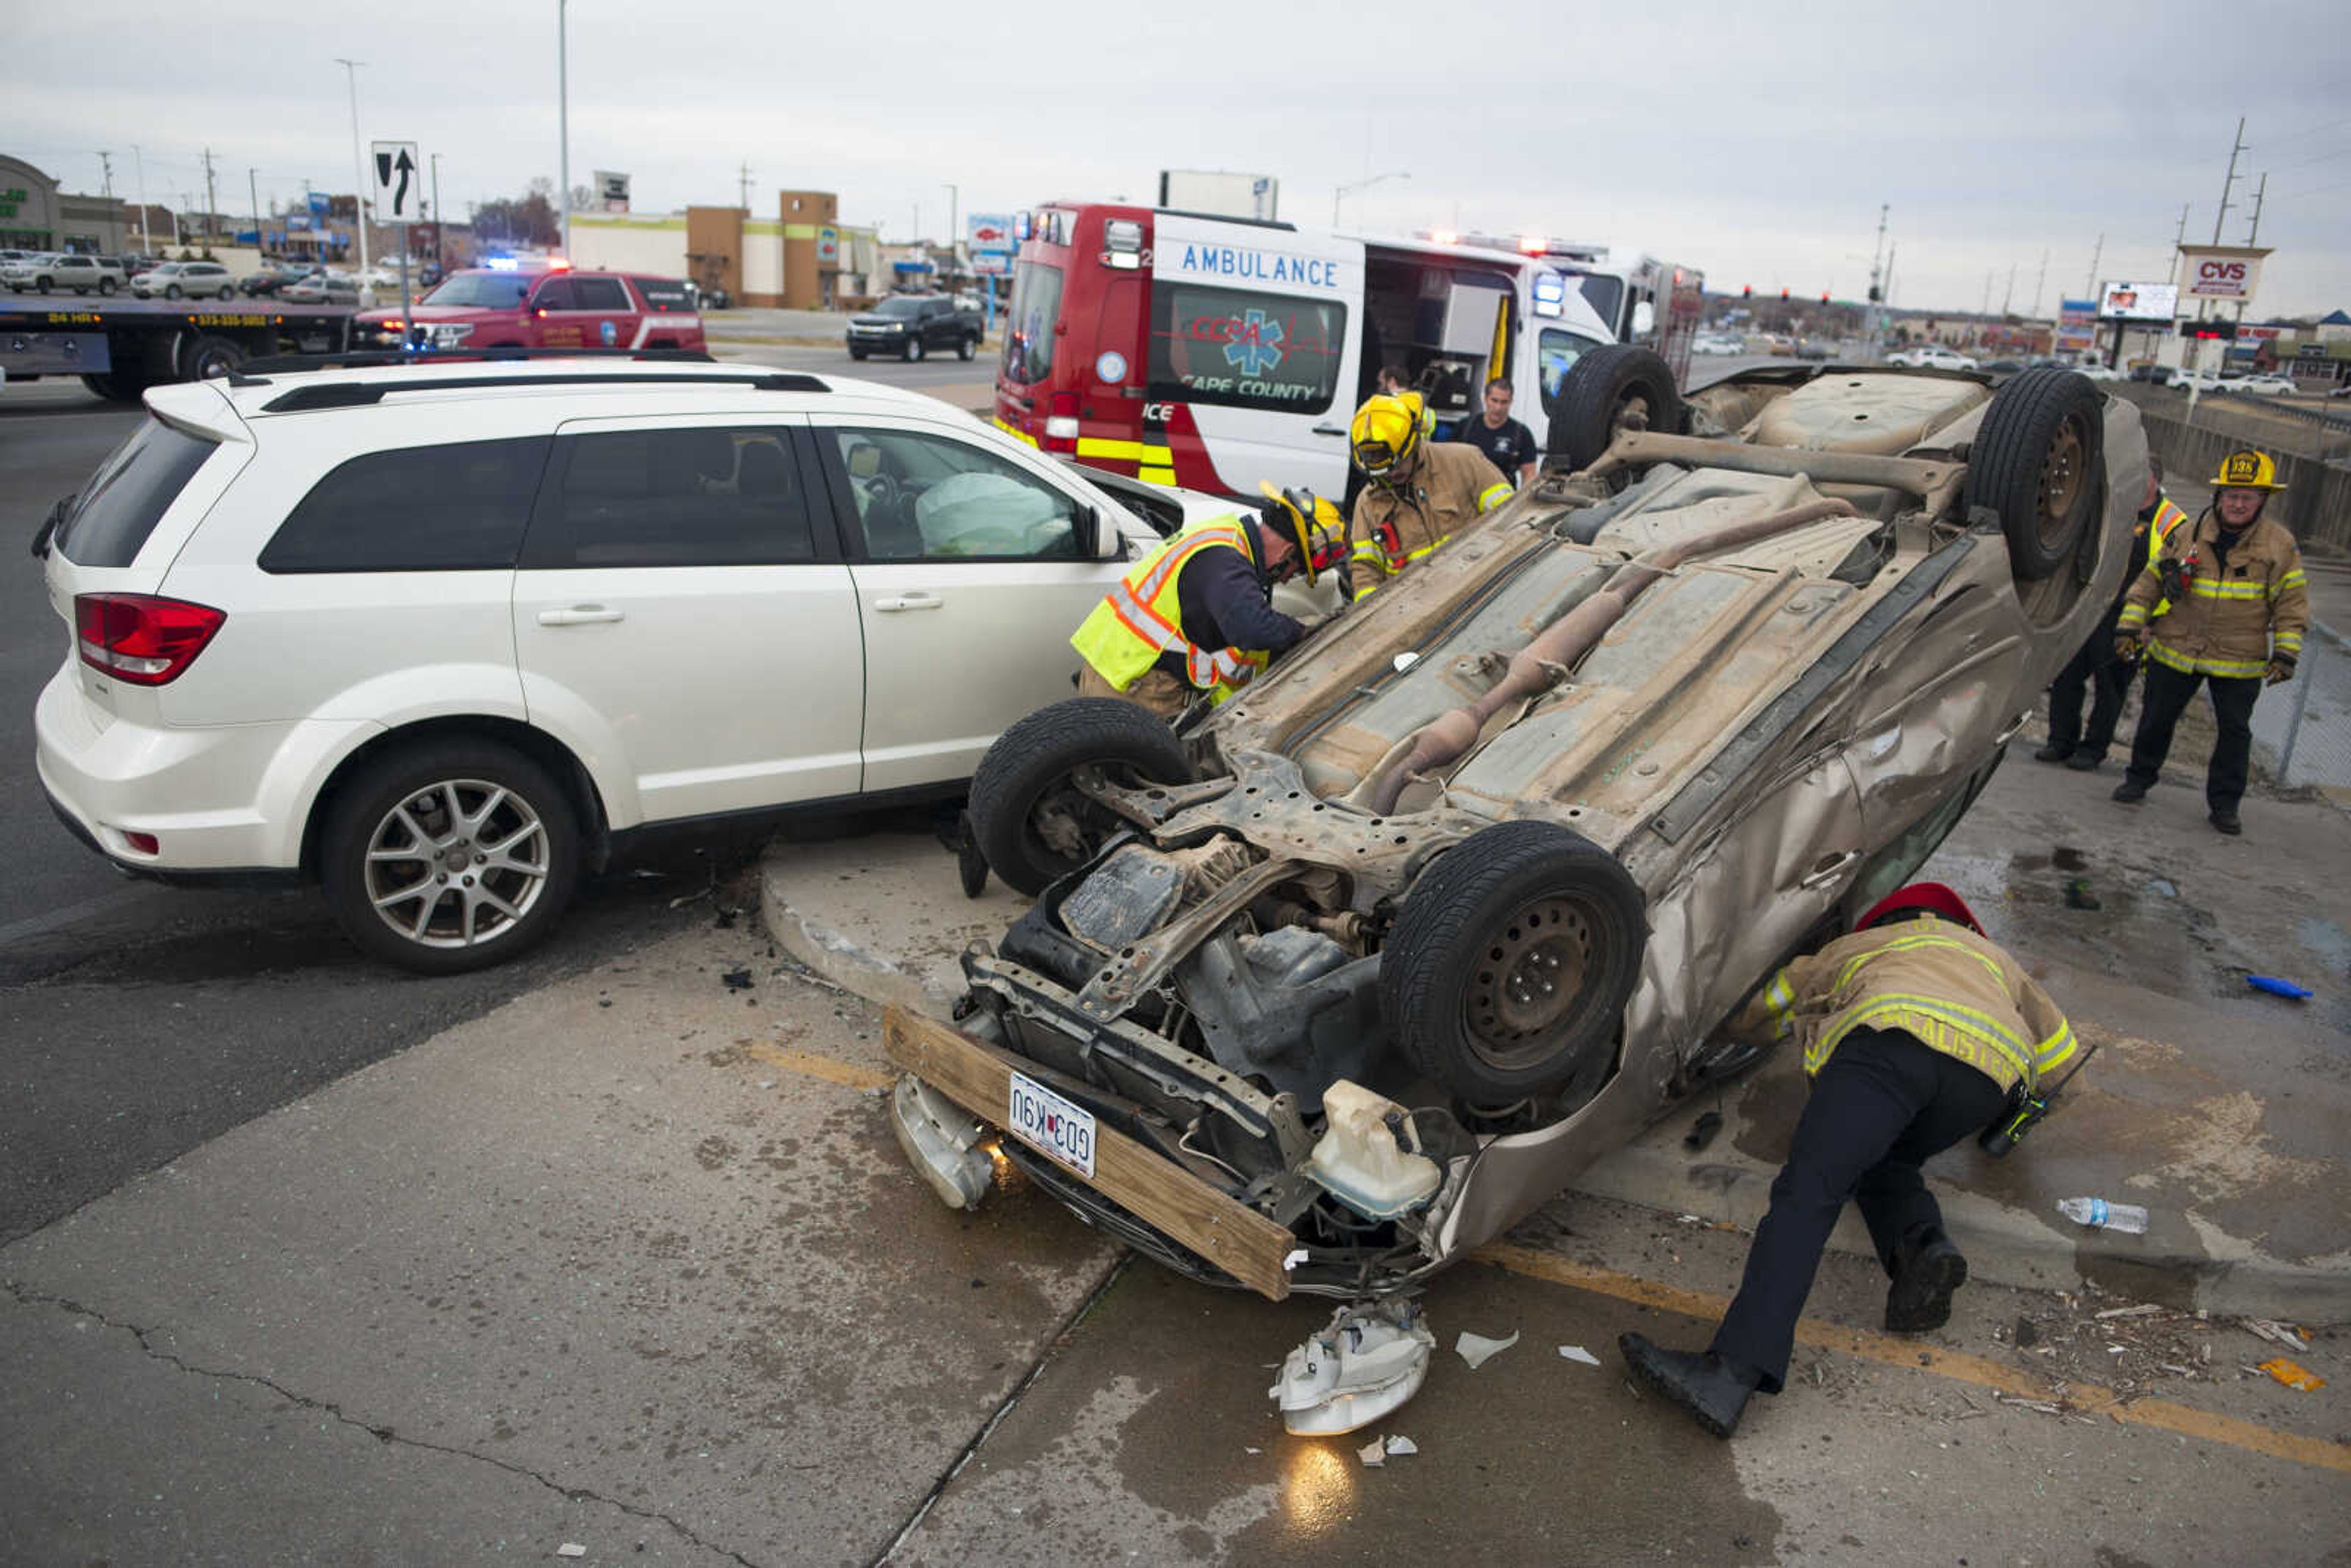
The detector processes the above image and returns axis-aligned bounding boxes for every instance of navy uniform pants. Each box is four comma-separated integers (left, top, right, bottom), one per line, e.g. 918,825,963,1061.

2045,604,2137,760
1709,1027,2006,1393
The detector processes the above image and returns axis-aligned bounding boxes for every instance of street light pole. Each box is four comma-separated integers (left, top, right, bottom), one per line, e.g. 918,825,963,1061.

1332,170,1409,228
429,152,442,269
131,144,149,253
557,0,571,258
336,57,370,290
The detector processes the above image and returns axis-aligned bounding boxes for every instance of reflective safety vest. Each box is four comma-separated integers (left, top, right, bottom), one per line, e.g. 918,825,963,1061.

2142,494,2191,617
1069,514,1270,703
1733,918,2077,1096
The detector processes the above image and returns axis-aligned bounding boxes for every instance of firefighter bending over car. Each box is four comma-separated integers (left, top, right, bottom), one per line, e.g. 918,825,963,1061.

1071,497,1333,719
1619,883,2078,1439
1346,391,1512,598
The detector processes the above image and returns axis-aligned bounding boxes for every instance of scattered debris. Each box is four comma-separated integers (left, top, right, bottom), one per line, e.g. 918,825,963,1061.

1558,1345,1602,1367
2259,1358,2327,1392
667,885,713,910
1358,1436,1387,1467
1676,1213,1703,1225
1272,1299,1438,1436
1994,1394,2064,1416
2064,877,2101,911
2244,1319,2313,1350
1684,1110,1723,1152
721,966,754,991
557,1547,587,1560
2148,877,2178,899
1385,1435,1419,1457
1455,1329,1520,1370
2247,975,2313,1000
2094,1304,2165,1321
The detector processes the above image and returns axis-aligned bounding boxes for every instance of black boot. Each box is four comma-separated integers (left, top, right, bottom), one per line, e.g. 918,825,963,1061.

1886,1227,1968,1334
2033,742,2071,763
1618,1332,1759,1438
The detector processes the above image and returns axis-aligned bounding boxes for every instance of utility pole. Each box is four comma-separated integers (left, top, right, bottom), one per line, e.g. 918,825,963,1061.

2210,116,2246,246
1866,203,1889,359
1883,241,1896,308
200,147,219,249
2031,247,2048,320
96,151,113,197
1979,268,1993,336
557,0,572,258
249,167,261,253
944,182,958,256
2084,233,2103,298
2001,261,2016,319
132,144,149,253
336,58,371,285
2236,171,2268,332
737,159,752,212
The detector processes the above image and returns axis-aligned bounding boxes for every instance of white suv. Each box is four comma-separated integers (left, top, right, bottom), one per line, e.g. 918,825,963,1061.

34,359,1243,972
131,260,238,299
1885,345,1979,371
1,252,126,295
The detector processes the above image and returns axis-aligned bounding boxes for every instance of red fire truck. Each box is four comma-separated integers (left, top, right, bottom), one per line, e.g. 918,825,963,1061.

991,203,1619,501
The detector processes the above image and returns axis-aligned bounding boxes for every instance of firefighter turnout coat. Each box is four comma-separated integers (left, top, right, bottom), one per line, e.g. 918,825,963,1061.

1728,918,2079,1097
2117,509,2309,680
1347,441,1511,596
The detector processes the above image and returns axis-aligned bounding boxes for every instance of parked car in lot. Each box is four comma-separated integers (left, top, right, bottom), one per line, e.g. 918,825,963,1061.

894,354,2143,1312
131,260,238,299
1884,344,1979,371
32,359,1242,973
280,269,361,304
2072,363,2121,382
2,252,126,294
352,268,703,352
847,294,984,361
1691,334,1744,356
2230,374,2298,396
2170,369,2224,394
239,260,319,298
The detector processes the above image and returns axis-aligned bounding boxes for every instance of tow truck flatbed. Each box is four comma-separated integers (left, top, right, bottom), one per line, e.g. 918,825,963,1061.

1,292,360,399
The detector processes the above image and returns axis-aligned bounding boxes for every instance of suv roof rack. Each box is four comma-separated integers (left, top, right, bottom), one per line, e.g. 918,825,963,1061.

233,345,716,381
254,366,833,415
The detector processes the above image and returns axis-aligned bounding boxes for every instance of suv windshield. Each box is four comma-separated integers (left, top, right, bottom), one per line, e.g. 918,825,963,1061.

422,272,533,309
871,296,928,318
1001,260,1063,385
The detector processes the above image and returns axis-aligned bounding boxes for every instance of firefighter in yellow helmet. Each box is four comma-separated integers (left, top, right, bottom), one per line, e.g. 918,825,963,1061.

2112,449,2308,835
1345,391,1512,599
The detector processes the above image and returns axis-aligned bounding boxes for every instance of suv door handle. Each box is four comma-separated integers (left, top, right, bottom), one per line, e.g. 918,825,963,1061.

1311,423,1348,437
538,606,625,626
1797,849,1861,891
874,593,943,612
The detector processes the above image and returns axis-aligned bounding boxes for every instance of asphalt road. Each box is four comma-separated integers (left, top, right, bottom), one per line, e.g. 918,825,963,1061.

0,378,792,1247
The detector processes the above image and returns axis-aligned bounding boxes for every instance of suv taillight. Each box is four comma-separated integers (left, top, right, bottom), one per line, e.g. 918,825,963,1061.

75,593,226,686
1043,391,1080,453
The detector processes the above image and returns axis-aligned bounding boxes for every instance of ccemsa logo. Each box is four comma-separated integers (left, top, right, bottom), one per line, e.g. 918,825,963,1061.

1222,309,1286,376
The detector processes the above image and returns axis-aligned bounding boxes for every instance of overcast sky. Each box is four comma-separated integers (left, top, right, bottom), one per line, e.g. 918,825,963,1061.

10,0,2348,315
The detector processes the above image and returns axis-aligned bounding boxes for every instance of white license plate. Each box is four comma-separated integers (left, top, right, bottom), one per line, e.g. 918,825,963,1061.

1007,1072,1097,1180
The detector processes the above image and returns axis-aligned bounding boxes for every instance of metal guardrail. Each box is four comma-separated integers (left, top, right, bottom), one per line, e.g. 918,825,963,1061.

2257,619,2350,791
2218,389,2351,435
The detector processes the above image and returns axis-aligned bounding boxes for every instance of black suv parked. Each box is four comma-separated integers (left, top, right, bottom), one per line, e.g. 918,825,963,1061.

847,294,983,362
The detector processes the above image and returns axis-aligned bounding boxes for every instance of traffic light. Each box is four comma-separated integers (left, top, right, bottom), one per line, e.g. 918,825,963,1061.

1780,287,1790,301
1867,285,1882,302
1742,284,1752,299
1821,291,1831,305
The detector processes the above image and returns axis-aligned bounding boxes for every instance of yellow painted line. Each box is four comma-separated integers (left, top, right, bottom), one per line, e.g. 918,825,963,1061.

737,1041,896,1093
1475,1242,2351,1476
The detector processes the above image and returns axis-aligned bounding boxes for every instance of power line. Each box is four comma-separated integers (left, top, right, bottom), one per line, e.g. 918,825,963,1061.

2259,114,2351,148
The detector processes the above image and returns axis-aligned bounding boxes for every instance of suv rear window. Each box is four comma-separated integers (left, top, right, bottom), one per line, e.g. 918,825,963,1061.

258,438,551,573
56,419,220,568
632,277,692,312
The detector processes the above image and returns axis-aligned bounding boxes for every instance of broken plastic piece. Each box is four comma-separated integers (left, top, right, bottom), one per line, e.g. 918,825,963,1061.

557,1547,587,1560
1384,1435,1418,1456
1359,1436,1387,1466
1270,1299,1438,1436
1455,1328,1520,1369
888,1075,992,1211
2258,1357,2326,1392
1558,1344,1601,1366
2248,975,2312,1000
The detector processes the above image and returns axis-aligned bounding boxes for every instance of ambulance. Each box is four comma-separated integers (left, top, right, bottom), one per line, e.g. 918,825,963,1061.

1432,234,1706,386
991,203,1619,501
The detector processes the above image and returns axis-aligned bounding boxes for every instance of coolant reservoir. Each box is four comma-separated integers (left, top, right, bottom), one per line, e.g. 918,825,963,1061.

1305,1081,1443,1220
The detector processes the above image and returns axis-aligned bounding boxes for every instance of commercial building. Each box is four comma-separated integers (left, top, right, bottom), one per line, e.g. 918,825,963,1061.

567,189,882,307
0,154,135,253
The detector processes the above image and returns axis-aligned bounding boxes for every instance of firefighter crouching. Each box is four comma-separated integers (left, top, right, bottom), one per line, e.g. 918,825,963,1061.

1071,500,1328,720
1620,883,2078,1439
1346,391,1512,598
2112,449,2309,836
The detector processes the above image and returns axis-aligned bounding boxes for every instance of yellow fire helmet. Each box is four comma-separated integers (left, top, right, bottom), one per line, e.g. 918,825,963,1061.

1256,481,1344,588
2210,449,2287,492
1349,392,1425,479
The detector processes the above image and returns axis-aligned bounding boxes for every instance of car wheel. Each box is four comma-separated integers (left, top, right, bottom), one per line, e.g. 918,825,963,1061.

906,335,925,362
80,370,153,403
967,697,1195,897
320,740,582,975
99,277,116,295
1962,367,2102,583
1379,819,1646,1105
165,283,182,299
219,285,235,300
849,347,868,361
957,334,977,362
180,334,244,381
1542,344,1685,473
36,278,52,294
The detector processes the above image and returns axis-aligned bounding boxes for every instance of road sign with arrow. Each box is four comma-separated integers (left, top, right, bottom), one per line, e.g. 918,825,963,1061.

370,140,421,225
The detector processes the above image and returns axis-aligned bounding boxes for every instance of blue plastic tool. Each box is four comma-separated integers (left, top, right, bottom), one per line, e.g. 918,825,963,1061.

2248,975,2313,1000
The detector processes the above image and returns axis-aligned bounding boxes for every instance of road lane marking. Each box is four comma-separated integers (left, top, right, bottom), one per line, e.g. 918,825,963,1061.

736,1040,895,1093
1475,1241,2351,1476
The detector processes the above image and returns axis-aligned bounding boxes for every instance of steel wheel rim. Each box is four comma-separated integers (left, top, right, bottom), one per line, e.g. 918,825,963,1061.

1464,895,1598,1070
2036,415,2088,549
361,778,549,950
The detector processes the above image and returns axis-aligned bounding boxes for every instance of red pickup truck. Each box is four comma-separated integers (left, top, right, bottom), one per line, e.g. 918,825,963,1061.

354,267,705,353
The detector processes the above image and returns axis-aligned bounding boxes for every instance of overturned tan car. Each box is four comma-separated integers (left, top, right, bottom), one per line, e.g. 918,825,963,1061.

887,351,2143,1310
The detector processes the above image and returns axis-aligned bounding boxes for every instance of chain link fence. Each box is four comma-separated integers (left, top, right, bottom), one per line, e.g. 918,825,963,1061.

2254,618,2350,793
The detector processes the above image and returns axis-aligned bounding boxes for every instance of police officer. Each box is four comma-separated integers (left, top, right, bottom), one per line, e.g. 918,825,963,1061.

1070,503,1319,719
1345,391,1512,599
1619,883,2078,1438
2112,449,2309,835
2037,452,2190,771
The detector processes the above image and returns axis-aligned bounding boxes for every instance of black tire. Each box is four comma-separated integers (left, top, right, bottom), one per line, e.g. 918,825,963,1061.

957,334,977,362
81,370,154,403
165,283,182,299
849,347,868,361
1962,367,2102,582
1542,344,1685,471
180,334,244,381
36,277,52,294
1379,820,1646,1104
905,335,925,362
968,697,1194,897
98,277,116,295
320,740,582,975
219,285,235,300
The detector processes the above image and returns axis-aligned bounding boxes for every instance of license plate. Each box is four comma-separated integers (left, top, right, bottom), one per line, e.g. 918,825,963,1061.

1007,1072,1096,1180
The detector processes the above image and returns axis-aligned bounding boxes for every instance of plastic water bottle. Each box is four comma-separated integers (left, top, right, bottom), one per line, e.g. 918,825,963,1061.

2058,1197,2148,1234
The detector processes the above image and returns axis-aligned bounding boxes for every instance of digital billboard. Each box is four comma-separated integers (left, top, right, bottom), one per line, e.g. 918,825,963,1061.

2098,282,2178,321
